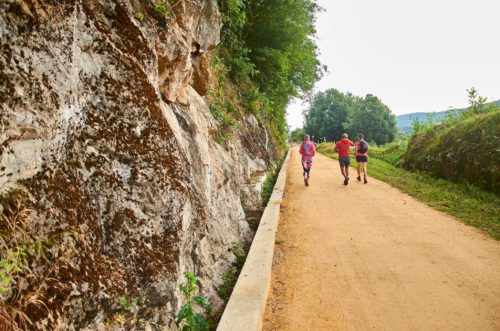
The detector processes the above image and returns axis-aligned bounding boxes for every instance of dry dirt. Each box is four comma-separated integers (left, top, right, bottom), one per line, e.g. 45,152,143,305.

263,148,500,331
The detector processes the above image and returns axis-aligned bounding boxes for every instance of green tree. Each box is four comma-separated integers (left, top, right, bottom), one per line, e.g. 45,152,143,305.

217,0,324,151
304,89,360,141
304,91,396,144
289,128,305,142
345,94,397,145
467,86,488,113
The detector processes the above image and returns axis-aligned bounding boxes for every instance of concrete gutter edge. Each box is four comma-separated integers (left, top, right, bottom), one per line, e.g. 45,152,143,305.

217,148,291,331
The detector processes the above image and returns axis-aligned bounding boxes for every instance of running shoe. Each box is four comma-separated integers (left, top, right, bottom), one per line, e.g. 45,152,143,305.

364,177,367,184
357,176,361,182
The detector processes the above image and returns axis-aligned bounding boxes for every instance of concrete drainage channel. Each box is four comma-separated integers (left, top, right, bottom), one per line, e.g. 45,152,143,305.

218,149,291,331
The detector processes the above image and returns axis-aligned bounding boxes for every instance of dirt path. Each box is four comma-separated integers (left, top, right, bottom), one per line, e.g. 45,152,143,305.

263,148,500,331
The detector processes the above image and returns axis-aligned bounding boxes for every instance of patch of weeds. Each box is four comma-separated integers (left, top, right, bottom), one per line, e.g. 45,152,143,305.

103,295,148,328
118,295,142,311
208,55,242,145
217,269,238,301
247,218,259,232
0,189,89,330
261,155,286,206
275,239,284,245
232,244,246,269
154,1,169,17
0,242,44,295
176,272,212,331
212,242,251,325
134,12,144,21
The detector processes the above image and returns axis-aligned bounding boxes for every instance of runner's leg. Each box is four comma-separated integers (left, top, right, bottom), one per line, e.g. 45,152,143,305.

357,161,361,181
363,162,368,183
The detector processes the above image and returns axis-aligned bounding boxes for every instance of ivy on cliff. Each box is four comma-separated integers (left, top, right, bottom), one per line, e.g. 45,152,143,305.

213,0,323,153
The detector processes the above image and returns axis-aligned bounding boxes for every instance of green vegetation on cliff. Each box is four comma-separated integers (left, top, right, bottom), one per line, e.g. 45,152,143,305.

213,0,323,152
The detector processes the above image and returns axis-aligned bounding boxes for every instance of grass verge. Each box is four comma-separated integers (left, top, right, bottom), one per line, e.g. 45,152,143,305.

317,143,500,240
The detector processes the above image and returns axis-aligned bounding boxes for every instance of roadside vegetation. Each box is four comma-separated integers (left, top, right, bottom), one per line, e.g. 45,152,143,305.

213,244,248,325
371,88,499,194
176,272,212,331
210,0,323,153
403,96,499,194
261,155,287,206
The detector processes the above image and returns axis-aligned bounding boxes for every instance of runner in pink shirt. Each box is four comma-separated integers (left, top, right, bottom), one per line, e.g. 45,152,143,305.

299,134,315,187
354,134,369,184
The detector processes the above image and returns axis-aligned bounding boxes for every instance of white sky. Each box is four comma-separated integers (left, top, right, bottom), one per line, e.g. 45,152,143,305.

287,0,500,129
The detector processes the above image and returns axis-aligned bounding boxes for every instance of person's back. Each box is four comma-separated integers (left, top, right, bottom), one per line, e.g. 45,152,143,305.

300,141,315,159
355,134,369,183
335,138,353,157
299,135,315,186
334,134,354,185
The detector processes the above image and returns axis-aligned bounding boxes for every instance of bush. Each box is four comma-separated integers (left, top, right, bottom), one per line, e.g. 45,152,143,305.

369,140,409,166
403,110,500,194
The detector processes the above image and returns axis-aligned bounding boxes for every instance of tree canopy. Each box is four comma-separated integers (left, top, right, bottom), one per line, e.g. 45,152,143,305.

216,0,324,152
289,127,305,142
304,89,397,145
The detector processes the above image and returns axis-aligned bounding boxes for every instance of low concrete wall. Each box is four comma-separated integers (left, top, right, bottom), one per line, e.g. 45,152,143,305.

217,149,291,331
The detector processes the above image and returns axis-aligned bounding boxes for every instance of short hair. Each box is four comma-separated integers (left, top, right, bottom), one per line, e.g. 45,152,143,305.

341,133,348,138
358,134,364,139
304,134,310,141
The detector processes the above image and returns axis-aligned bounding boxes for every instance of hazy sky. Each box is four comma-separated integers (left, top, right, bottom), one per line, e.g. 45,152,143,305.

287,0,500,129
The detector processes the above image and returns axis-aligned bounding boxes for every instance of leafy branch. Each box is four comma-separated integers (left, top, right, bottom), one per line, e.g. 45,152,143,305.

175,272,212,331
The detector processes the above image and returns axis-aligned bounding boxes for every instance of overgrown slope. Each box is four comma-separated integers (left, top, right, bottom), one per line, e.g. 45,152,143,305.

403,110,499,194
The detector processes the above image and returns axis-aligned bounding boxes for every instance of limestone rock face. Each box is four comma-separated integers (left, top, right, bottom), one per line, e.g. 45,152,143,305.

0,0,273,328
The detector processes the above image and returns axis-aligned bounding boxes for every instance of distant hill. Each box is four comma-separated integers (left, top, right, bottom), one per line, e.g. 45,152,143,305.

396,100,500,133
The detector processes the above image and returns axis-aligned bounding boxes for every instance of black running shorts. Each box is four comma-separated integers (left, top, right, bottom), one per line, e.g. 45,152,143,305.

339,157,350,167
356,155,368,162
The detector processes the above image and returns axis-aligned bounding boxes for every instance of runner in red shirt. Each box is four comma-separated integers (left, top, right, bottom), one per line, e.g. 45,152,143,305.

334,133,354,185
355,134,369,184
299,134,315,186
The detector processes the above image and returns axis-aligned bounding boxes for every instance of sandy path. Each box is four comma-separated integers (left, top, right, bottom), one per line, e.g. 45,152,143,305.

263,148,500,331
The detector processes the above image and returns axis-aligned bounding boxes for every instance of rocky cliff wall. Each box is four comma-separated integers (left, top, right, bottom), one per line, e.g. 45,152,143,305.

0,0,274,329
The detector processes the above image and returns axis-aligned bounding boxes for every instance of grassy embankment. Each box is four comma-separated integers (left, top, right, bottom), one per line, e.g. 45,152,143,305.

316,143,500,240
403,110,499,194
